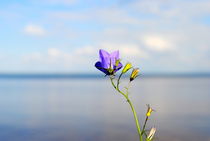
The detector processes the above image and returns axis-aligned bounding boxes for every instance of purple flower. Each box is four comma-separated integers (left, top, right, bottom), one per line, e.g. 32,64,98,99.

95,49,123,75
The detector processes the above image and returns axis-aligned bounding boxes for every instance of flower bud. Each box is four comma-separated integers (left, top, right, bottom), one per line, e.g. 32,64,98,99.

130,68,140,81
146,104,154,117
146,108,153,117
122,63,132,74
147,127,156,141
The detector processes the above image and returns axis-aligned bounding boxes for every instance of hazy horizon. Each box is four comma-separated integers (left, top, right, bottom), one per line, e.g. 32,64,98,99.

0,72,210,79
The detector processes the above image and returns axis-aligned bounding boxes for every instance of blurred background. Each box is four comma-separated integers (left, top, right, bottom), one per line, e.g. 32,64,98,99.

0,0,210,141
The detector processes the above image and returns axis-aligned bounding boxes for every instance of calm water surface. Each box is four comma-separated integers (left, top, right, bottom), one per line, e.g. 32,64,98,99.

0,77,210,141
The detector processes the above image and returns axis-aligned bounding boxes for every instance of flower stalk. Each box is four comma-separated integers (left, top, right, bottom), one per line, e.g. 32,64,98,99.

95,49,156,141
110,76,143,141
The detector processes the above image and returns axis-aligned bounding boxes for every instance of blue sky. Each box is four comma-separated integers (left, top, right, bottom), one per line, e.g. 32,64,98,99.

0,0,210,73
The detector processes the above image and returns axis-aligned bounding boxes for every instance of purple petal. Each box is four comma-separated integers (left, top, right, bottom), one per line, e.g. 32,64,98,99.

95,61,109,75
110,50,119,66
99,49,110,68
110,50,119,59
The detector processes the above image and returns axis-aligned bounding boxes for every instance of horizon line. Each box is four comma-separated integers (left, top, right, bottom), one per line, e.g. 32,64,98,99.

0,72,210,79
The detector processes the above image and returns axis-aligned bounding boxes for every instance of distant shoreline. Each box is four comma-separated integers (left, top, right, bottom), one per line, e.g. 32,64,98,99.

0,73,210,79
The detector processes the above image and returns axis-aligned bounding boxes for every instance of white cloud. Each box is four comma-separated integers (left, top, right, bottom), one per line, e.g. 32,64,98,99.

50,11,89,21
131,0,210,19
22,44,149,72
22,46,96,69
74,46,95,56
48,48,62,57
142,35,173,52
94,8,140,25
24,24,46,36
99,42,149,59
49,7,142,25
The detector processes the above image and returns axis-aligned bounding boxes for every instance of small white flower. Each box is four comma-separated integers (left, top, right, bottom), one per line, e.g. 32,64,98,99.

147,127,156,140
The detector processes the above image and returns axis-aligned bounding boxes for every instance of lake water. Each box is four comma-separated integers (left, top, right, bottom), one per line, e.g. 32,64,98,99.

0,76,210,141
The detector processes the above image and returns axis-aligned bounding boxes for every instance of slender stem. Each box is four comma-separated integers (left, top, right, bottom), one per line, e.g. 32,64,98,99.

110,77,143,141
110,77,117,89
117,72,123,89
142,116,149,136
127,98,143,141
110,77,127,97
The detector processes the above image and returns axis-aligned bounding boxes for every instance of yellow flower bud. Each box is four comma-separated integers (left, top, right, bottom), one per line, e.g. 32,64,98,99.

147,127,156,140
122,63,132,73
130,68,140,81
146,104,154,117
146,108,153,117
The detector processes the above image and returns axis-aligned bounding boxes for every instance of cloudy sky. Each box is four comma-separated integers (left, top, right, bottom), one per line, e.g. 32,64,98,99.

0,0,210,73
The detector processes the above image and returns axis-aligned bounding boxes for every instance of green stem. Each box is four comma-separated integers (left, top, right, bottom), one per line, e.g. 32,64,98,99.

110,77,143,141
117,72,123,89
110,77,127,97
110,77,117,89
127,98,143,141
141,116,149,136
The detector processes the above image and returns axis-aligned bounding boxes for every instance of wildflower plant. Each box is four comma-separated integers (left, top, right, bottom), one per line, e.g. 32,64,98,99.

95,49,156,141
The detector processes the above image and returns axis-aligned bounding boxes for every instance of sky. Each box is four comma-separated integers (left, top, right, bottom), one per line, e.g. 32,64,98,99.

0,0,210,74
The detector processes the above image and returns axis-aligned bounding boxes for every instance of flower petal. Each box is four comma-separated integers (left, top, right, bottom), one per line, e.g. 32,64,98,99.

99,49,110,68
110,50,119,59
95,61,109,75
110,50,119,66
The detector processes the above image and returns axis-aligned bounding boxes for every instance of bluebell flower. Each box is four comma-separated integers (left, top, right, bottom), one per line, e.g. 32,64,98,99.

95,49,123,75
